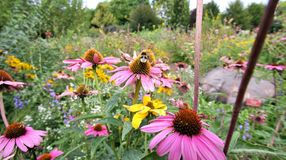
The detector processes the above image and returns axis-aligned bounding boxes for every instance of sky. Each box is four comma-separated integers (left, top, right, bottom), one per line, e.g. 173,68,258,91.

83,0,269,11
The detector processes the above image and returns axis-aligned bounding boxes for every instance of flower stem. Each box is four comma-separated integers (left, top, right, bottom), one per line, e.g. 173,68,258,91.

269,111,286,147
273,70,277,98
223,0,279,155
193,0,203,112
0,92,9,127
132,80,141,104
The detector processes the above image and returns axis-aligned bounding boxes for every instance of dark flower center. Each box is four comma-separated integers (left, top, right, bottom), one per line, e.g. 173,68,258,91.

173,109,202,137
83,49,103,63
0,70,14,81
129,56,151,75
4,122,27,139
146,102,155,109
38,153,52,160
255,116,262,122
93,124,103,131
75,85,89,97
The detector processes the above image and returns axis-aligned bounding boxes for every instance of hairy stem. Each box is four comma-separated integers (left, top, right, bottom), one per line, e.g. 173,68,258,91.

132,80,141,104
0,92,9,127
223,0,279,154
193,0,203,112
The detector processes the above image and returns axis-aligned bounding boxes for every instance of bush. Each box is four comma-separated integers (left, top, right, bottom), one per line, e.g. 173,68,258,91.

129,4,161,31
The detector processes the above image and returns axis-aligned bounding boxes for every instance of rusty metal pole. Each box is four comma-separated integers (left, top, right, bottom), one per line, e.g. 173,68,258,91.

223,0,279,155
193,0,203,112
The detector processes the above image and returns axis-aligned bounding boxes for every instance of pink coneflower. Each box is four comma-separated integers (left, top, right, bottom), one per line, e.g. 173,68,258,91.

53,71,74,80
245,98,262,108
227,60,247,71
0,123,47,158
63,48,120,72
110,51,162,92
84,124,109,137
170,99,189,109
141,109,225,160
37,148,63,160
250,113,266,124
178,82,190,94
264,64,286,71
175,62,188,70
56,85,98,99
0,70,25,92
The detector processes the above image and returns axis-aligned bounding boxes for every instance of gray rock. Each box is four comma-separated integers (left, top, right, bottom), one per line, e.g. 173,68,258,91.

201,67,275,104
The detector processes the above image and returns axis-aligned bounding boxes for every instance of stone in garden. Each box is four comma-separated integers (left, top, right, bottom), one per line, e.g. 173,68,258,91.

201,67,275,104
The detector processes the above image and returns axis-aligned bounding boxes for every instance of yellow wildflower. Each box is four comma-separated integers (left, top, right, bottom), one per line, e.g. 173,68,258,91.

157,86,173,96
124,95,167,129
5,55,35,71
84,68,95,80
25,73,37,79
96,68,110,83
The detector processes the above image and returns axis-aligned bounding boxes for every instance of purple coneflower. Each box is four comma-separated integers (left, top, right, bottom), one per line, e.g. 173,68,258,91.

37,148,63,160
141,109,225,160
84,124,109,137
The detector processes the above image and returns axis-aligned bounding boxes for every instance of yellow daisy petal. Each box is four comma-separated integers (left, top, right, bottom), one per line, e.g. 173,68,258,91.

132,111,149,129
143,95,151,105
150,109,167,116
123,104,144,112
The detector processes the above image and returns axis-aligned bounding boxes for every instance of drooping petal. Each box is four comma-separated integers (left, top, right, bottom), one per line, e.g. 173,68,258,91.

50,148,64,158
199,134,226,160
2,139,15,157
16,138,28,152
156,132,178,156
63,59,83,64
202,129,224,149
149,115,174,123
0,138,9,151
19,135,34,148
168,135,182,160
101,57,121,64
141,121,173,133
181,135,196,160
132,109,149,129
149,128,173,150
193,135,216,160
123,74,137,88
81,61,93,68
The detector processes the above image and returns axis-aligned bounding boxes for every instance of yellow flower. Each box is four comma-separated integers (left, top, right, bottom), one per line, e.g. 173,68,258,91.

84,68,95,79
5,55,35,71
25,73,37,79
96,68,110,83
124,95,167,129
157,86,173,96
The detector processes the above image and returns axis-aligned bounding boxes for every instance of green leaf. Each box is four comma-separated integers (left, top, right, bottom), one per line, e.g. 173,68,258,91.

122,149,144,160
229,149,286,158
91,137,107,159
141,151,166,160
71,114,104,122
60,143,85,160
122,121,132,141
98,117,123,126
229,131,240,150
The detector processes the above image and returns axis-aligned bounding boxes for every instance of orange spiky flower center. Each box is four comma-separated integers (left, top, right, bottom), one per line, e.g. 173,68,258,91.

38,153,52,160
93,124,103,131
83,49,104,63
0,70,14,81
173,109,202,137
75,85,89,96
4,122,27,138
129,53,151,75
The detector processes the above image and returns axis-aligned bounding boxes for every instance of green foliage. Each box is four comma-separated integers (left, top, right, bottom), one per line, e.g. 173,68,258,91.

169,0,190,28
109,0,149,25
224,0,251,29
246,3,265,29
204,0,220,19
129,4,161,31
91,2,117,28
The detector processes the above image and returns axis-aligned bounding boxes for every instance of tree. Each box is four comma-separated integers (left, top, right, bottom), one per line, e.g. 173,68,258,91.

129,4,161,31
224,0,251,29
170,0,190,28
91,2,117,28
246,3,264,28
109,0,149,25
204,1,220,19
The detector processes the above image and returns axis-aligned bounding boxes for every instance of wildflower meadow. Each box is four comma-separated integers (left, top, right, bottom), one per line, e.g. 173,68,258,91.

0,0,286,160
